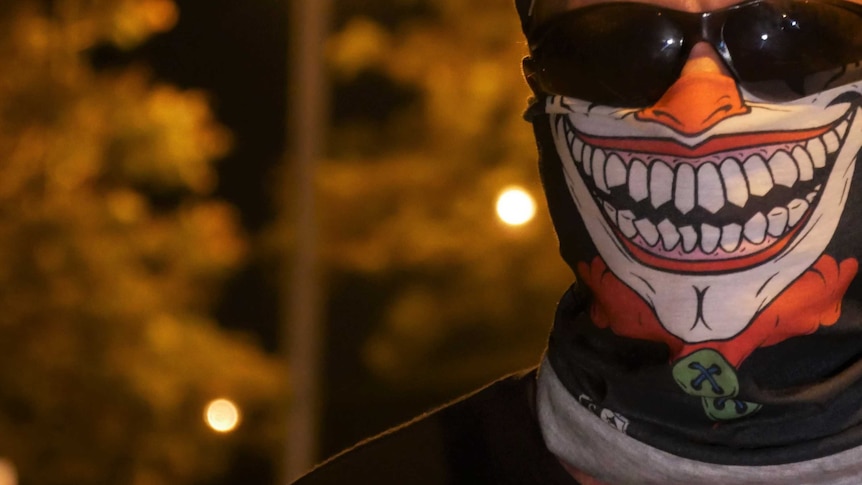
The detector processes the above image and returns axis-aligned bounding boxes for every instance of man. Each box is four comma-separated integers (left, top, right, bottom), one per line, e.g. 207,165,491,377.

295,0,862,483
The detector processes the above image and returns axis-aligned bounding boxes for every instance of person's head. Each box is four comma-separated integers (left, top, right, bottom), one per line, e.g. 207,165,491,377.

517,0,862,349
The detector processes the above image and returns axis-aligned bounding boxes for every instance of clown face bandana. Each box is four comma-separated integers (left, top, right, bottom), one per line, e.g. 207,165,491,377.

521,0,862,469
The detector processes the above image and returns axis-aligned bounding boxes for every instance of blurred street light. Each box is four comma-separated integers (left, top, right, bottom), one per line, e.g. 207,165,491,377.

205,398,241,433
496,187,537,226
0,459,16,485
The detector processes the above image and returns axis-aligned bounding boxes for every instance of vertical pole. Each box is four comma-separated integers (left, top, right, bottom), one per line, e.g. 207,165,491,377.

285,0,330,481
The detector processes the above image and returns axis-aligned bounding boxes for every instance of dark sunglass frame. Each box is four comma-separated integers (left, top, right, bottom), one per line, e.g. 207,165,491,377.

524,0,862,107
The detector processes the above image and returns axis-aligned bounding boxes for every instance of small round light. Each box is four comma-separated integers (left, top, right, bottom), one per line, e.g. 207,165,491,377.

496,187,537,226
205,398,240,433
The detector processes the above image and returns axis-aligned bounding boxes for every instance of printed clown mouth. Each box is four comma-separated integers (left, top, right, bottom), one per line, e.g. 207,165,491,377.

558,112,855,273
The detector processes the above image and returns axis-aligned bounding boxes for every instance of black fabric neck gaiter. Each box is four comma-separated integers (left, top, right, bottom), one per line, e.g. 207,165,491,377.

529,84,862,464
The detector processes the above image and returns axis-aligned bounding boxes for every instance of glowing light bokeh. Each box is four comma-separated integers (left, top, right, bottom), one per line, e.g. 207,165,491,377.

496,187,537,226
205,398,240,433
0,459,16,485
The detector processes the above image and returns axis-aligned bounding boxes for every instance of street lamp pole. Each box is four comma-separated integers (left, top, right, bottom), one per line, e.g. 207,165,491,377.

285,0,331,481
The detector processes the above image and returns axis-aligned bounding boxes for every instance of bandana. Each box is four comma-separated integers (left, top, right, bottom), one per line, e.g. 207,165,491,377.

518,0,862,471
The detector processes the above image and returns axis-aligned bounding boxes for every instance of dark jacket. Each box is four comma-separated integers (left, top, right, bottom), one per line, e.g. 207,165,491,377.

292,369,580,484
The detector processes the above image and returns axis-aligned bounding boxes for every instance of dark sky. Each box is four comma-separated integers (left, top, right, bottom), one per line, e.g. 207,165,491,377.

131,0,289,353
143,0,287,233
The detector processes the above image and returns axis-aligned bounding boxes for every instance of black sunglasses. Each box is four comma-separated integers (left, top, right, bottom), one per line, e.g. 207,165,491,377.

523,0,862,107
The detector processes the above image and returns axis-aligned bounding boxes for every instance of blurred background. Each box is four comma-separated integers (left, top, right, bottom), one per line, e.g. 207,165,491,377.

0,0,573,483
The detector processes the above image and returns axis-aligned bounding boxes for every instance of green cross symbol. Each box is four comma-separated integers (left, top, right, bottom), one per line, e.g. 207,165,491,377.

672,349,738,399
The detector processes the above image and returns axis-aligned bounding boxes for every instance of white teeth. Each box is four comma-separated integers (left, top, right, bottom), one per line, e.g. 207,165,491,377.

836,120,849,139
566,127,576,146
680,225,698,253
674,164,697,215
768,150,799,187
823,131,841,154
569,129,834,256
573,129,835,216
618,210,637,238
634,218,660,246
592,149,609,193
743,155,774,197
792,146,815,181
697,163,725,214
598,177,816,259
614,207,808,254
767,207,789,237
721,223,742,253
650,162,674,209
807,138,827,168
628,159,649,202
658,219,680,250
701,224,720,253
744,213,767,244
787,198,809,227
605,154,627,188
572,137,585,164
720,158,749,208
603,201,617,222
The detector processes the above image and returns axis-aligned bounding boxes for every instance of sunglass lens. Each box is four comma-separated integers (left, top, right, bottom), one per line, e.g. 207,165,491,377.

531,5,685,106
725,0,862,100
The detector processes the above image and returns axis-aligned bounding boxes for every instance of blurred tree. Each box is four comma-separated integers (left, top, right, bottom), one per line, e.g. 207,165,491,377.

324,0,573,392
0,1,284,484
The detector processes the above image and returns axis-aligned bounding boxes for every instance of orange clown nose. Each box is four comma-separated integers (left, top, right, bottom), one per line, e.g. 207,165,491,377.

636,72,750,136
636,43,750,136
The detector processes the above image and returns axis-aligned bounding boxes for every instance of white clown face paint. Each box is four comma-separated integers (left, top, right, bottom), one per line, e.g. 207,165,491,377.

548,84,862,343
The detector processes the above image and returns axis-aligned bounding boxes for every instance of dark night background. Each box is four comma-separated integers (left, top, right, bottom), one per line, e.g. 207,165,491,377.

111,1,478,482
136,3,285,482
138,0,284,349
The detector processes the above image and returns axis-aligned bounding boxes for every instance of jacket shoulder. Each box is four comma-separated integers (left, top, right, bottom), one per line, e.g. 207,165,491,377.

293,368,577,485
